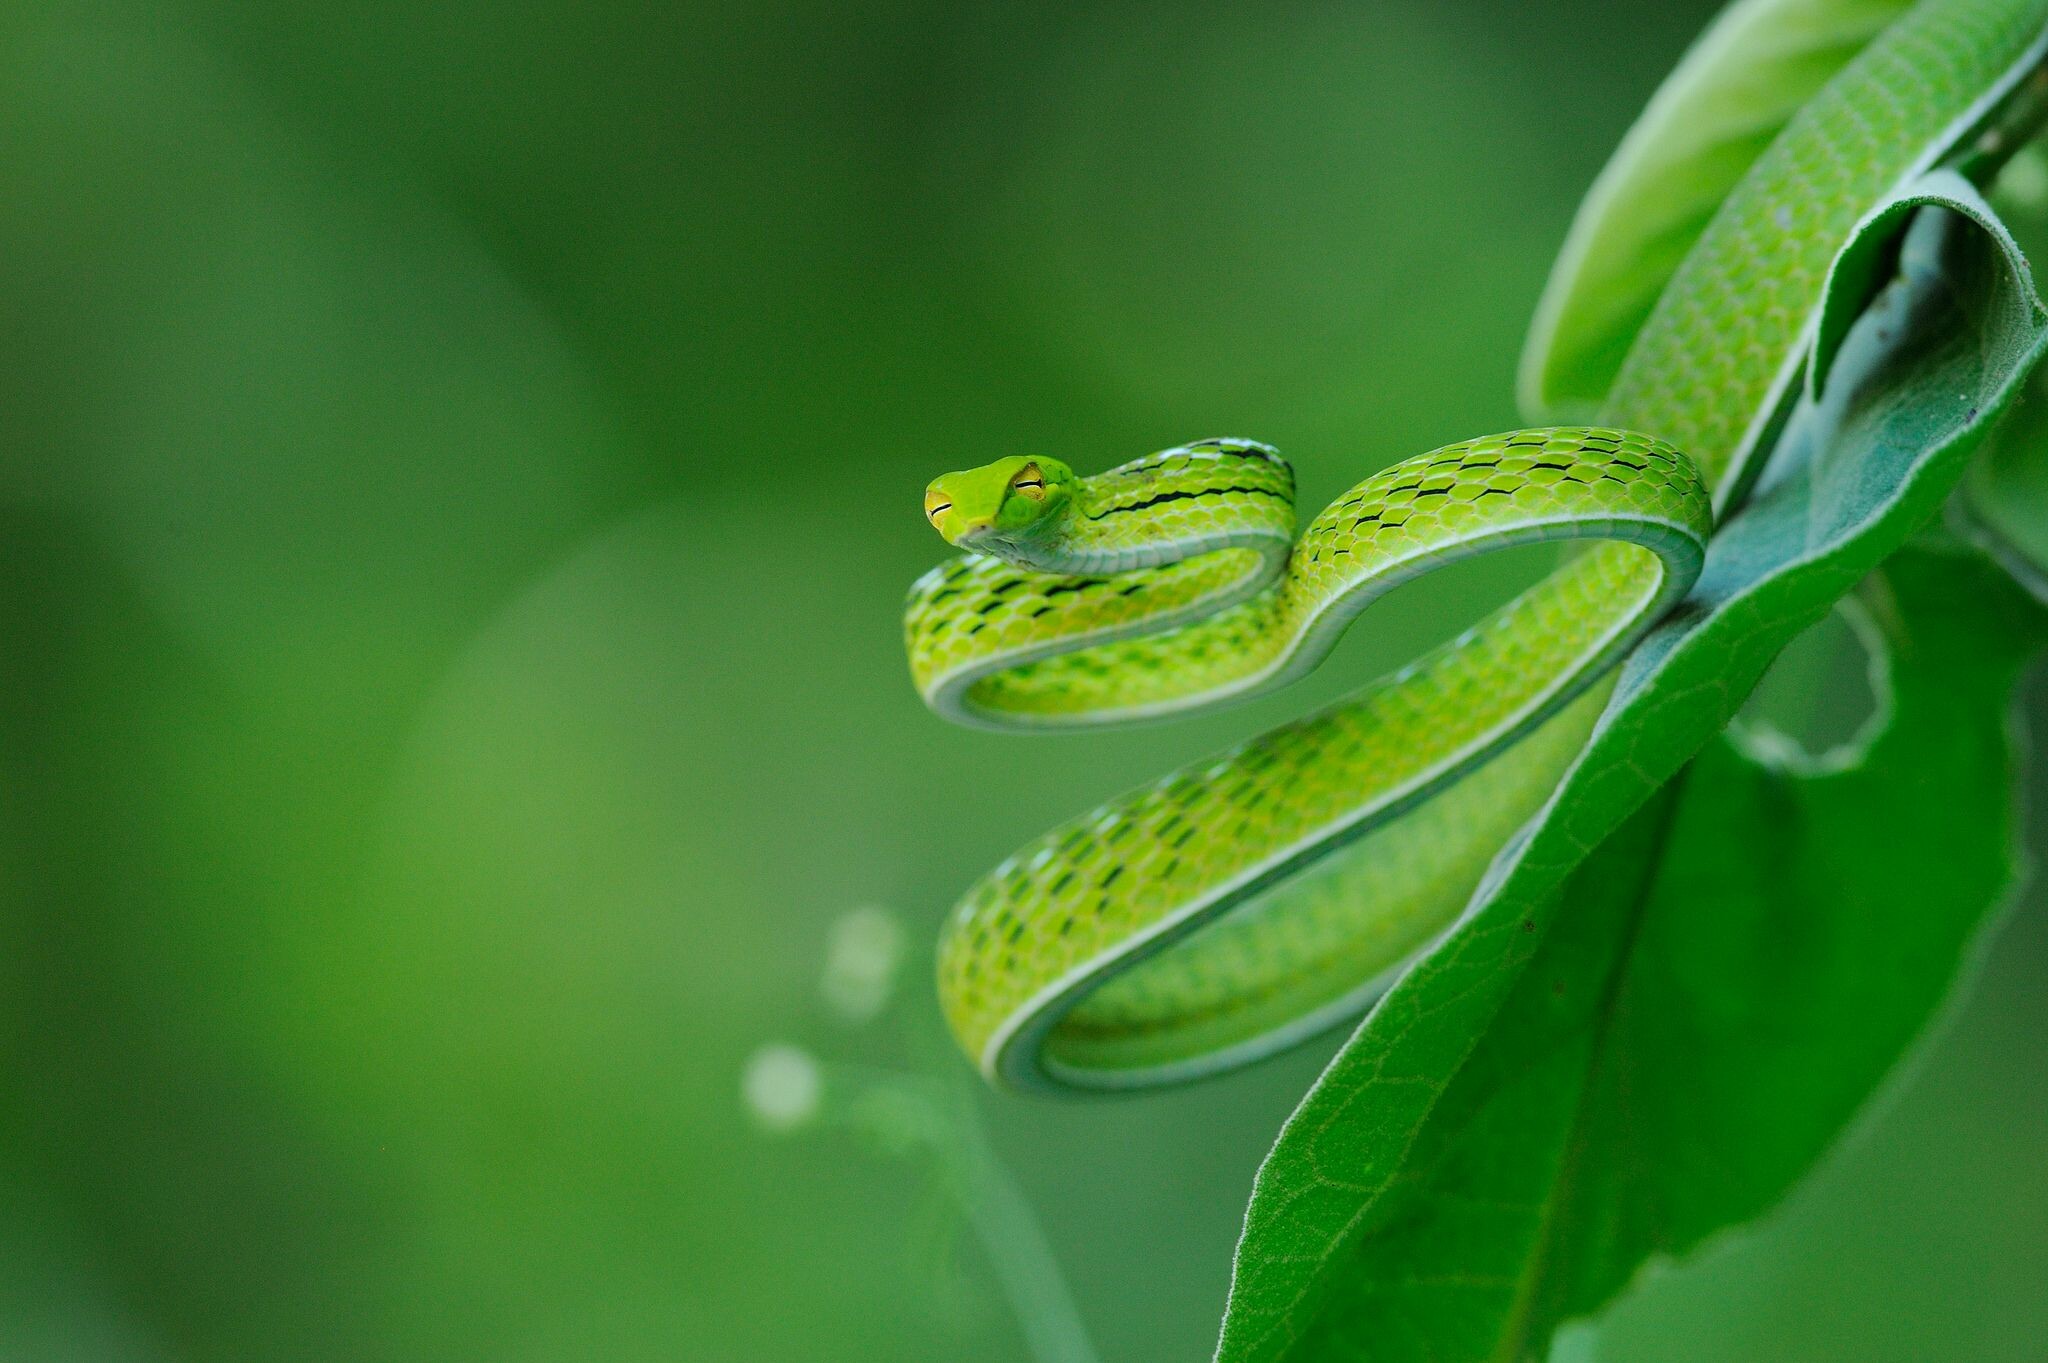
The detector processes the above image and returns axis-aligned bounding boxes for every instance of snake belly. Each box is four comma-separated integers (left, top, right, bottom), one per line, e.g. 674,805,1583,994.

910,0,2048,1091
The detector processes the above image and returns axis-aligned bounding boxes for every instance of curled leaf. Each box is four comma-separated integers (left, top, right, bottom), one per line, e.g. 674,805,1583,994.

1220,171,2048,1363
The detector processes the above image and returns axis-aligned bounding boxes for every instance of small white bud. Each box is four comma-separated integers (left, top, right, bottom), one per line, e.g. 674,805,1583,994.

742,1043,822,1133
820,905,904,1024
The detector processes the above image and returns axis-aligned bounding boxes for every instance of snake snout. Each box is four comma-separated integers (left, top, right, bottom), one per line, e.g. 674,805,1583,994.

948,516,997,546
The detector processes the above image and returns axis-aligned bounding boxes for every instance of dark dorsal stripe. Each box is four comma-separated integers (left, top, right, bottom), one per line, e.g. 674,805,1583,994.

1087,484,1290,520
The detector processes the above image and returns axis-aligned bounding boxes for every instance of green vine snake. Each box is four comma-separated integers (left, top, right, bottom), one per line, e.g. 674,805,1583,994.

904,0,2048,1091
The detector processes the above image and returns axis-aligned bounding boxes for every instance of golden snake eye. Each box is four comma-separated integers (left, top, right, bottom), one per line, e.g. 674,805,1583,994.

924,487,952,521
1011,462,1047,499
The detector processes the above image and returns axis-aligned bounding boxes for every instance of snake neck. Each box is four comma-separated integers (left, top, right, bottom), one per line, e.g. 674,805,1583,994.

952,437,1298,579
1041,438,1300,578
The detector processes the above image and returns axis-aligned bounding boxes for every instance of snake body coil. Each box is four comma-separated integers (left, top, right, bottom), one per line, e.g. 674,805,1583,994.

907,0,2048,1091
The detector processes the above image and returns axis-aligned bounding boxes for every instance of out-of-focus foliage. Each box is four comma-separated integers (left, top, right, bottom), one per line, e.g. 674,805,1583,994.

0,2,2041,1361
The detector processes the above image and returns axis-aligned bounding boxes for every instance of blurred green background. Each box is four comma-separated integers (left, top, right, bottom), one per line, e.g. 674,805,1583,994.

0,0,2041,1359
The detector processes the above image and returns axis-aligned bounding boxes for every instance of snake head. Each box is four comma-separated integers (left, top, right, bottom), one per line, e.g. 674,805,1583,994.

923,456,1077,556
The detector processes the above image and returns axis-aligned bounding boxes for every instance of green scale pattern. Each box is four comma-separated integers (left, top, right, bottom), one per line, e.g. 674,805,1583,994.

920,432,1709,1086
1606,0,2048,486
910,0,2048,1090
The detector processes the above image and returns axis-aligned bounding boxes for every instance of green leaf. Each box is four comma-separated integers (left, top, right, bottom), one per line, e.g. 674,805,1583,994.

1518,0,1911,421
1955,360,2048,593
1957,148,2048,594
1273,547,2047,1361
1217,173,2048,1363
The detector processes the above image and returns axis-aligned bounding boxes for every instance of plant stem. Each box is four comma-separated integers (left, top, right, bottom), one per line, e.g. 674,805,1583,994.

947,1107,1102,1363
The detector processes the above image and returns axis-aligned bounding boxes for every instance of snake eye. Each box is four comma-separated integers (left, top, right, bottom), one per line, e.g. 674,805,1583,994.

1010,462,1047,500
924,487,952,522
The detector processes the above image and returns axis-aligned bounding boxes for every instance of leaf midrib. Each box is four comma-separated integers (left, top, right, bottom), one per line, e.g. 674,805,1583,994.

1487,776,1693,1363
